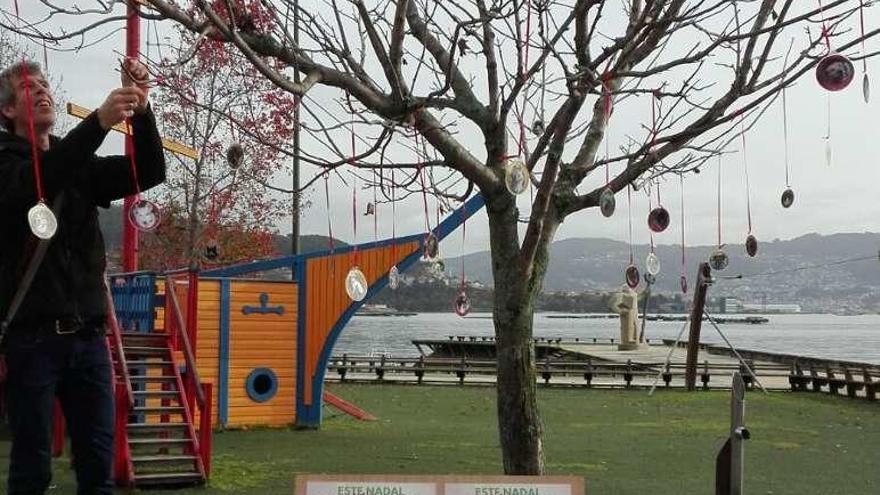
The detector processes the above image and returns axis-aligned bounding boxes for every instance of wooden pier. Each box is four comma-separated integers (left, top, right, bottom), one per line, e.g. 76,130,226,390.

326,336,880,400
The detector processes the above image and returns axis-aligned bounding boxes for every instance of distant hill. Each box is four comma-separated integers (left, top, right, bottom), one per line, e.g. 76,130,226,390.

444,233,880,313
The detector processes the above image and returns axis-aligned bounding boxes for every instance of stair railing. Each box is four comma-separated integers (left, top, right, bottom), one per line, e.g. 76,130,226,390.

104,282,135,408
164,272,213,477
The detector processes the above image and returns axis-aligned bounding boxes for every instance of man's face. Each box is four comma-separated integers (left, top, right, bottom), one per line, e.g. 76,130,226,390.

2,71,55,135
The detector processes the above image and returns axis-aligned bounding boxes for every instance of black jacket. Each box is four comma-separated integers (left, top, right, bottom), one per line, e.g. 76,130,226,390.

0,108,166,327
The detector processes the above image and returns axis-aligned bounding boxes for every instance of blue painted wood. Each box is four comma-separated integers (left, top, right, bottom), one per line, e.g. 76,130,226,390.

218,279,231,428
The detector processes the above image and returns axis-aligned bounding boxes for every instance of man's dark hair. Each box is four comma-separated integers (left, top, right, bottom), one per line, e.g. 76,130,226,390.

0,60,43,133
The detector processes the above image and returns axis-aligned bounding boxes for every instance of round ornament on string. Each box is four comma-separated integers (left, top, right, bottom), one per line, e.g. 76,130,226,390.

647,205,670,233
453,290,471,317
226,143,244,169
388,265,400,290
345,266,368,302
646,252,661,276
680,276,688,294
504,158,529,195
423,233,440,260
781,188,795,209
644,272,656,285
625,264,640,289
599,188,616,218
863,73,871,103
28,201,57,240
816,53,855,92
129,199,161,232
745,234,758,258
709,248,729,271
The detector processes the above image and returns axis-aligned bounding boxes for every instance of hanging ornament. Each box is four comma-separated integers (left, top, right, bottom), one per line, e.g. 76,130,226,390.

226,143,244,169
27,201,57,240
816,53,855,91
647,180,669,233
423,232,440,260
709,249,729,271
745,234,758,258
780,58,795,210
504,158,529,195
531,119,545,136
204,238,219,261
345,266,368,302
625,264,640,289
129,198,161,232
858,0,871,102
678,174,687,294
599,187,616,218
644,272,656,285
646,252,660,276
388,265,400,290
364,202,375,216
781,188,795,208
647,205,670,233
453,290,471,317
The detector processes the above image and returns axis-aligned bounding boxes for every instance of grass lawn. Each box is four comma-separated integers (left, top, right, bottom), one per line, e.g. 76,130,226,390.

2,385,878,494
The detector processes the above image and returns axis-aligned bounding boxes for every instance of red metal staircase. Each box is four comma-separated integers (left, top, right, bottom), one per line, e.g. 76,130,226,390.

106,271,212,488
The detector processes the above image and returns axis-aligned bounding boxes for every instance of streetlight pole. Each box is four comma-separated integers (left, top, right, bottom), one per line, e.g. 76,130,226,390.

291,0,301,259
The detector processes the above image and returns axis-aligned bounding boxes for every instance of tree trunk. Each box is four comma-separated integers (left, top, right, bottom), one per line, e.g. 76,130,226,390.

487,194,558,475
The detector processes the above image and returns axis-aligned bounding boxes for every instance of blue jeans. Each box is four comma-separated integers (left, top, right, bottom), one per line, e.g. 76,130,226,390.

3,330,114,495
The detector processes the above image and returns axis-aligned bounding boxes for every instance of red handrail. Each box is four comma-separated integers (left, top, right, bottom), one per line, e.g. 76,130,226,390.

165,275,206,408
104,282,134,408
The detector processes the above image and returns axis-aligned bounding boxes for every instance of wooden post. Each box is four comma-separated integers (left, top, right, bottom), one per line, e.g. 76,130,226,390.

685,263,711,391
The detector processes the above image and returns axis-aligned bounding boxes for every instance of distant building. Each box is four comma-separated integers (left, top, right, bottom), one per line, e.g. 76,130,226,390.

720,297,801,313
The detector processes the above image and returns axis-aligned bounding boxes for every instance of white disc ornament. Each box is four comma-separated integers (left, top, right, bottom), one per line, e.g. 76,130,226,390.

423,233,440,260
709,249,729,271
646,252,661,276
129,199,161,232
345,266,368,302
599,188,616,218
388,265,400,290
504,158,529,195
28,201,57,239
453,290,471,317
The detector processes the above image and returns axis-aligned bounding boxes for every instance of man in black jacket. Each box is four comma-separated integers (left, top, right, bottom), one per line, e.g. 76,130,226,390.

0,58,166,494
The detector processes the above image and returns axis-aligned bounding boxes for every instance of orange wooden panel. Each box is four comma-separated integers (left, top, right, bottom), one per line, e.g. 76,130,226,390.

302,241,419,405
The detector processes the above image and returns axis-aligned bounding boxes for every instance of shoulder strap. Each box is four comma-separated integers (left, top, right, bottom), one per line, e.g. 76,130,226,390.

0,193,66,339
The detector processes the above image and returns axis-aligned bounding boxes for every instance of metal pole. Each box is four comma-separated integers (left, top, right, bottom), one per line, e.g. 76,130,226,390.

122,1,140,272
729,372,746,494
291,0,301,259
685,262,711,390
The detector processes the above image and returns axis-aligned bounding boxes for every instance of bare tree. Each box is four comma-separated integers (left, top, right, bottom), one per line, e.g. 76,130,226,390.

140,23,299,269
9,0,876,474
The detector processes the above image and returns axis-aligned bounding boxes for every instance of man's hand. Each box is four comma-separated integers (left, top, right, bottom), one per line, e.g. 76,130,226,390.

97,87,146,131
120,58,150,112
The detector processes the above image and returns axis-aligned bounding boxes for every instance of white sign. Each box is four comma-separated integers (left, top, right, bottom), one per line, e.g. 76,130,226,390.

304,481,438,495
446,483,575,495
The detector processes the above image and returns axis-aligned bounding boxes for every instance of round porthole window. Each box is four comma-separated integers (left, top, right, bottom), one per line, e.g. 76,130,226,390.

245,368,278,403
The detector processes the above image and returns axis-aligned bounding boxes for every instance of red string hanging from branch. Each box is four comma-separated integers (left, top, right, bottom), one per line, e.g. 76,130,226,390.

624,184,639,289
417,135,439,260
453,203,471,317
12,0,58,239
344,102,367,302
739,120,758,258
859,0,871,102
710,156,729,271
679,174,687,294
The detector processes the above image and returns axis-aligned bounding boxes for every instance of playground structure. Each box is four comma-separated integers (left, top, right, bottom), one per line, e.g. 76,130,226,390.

99,194,484,486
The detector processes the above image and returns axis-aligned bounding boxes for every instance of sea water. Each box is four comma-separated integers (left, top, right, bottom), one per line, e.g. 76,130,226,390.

335,313,880,365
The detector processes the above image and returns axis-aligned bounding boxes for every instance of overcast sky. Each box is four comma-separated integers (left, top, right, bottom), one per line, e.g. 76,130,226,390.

11,2,880,258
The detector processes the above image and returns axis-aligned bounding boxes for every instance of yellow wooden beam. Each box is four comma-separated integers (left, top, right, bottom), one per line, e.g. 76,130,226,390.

66,102,200,160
